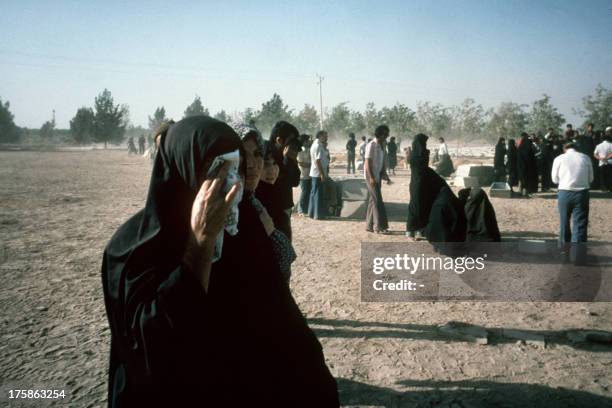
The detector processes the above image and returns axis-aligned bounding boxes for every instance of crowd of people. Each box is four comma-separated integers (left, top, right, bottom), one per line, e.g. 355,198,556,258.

491,124,611,249
493,124,612,196
106,114,610,406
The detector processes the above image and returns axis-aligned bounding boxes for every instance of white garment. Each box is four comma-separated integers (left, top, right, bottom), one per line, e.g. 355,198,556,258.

551,148,594,191
358,141,367,158
309,139,329,178
364,140,384,182
297,148,311,179
438,143,449,156
594,140,612,166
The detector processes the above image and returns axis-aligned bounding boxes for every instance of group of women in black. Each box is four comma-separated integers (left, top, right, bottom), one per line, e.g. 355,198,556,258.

494,129,606,196
406,133,501,244
494,133,556,195
101,116,339,407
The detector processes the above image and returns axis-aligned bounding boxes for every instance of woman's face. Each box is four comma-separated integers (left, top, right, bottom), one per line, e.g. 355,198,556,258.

261,156,280,185
242,138,264,191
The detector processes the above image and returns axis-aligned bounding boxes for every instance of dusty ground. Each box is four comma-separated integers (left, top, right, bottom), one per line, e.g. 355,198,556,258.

1,150,611,408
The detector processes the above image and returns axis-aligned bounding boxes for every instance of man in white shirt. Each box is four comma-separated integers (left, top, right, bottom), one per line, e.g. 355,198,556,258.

364,125,392,233
551,142,593,245
308,130,330,220
357,136,367,170
594,128,612,192
297,134,312,215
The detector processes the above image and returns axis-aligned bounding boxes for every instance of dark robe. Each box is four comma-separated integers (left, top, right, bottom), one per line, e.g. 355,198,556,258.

270,144,301,209
424,185,467,243
407,134,447,232
387,141,398,169
493,142,507,182
435,154,454,177
459,188,501,242
209,192,339,406
101,116,338,407
266,142,300,239
517,136,538,194
506,140,518,187
540,140,554,190
256,179,289,238
101,116,241,407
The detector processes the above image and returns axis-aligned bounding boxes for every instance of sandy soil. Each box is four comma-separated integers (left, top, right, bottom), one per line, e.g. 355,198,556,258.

1,150,611,407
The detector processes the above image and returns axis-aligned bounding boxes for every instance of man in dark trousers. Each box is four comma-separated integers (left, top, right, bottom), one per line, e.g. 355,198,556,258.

346,133,357,174
138,134,146,155
364,125,392,233
269,121,302,240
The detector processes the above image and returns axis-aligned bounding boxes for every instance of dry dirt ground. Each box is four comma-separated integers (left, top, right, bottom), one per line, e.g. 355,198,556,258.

1,150,611,408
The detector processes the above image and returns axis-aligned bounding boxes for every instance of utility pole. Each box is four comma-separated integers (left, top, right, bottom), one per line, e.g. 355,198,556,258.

317,74,324,129
52,109,56,125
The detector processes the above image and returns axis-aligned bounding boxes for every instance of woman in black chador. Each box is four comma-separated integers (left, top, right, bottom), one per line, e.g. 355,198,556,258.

493,137,507,182
506,139,518,190
101,116,338,407
459,187,501,242
516,132,538,196
406,133,446,239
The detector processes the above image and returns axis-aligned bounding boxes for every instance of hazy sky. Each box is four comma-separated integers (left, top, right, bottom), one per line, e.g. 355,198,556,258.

1,0,611,129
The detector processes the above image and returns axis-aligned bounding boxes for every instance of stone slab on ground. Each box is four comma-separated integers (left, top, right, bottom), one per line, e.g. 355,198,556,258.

453,176,480,188
490,182,512,198
455,164,495,186
339,178,368,201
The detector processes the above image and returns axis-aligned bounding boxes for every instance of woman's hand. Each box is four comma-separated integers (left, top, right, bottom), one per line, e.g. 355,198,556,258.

183,161,241,291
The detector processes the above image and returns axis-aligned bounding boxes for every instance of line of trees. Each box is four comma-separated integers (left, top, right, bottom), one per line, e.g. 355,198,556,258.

68,89,130,147
1,84,611,145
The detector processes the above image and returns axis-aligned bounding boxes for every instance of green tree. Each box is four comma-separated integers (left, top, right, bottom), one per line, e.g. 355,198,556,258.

486,102,528,141
254,93,293,135
93,88,129,148
0,98,21,143
148,106,167,131
415,102,453,136
240,108,257,127
184,95,209,118
213,110,231,123
40,115,56,140
350,110,366,135
70,107,95,144
574,84,612,130
527,94,565,134
293,104,320,135
324,102,352,137
451,98,486,140
363,102,383,136
380,103,416,138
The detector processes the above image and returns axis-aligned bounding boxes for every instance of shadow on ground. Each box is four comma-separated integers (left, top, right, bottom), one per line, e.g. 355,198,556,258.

309,318,612,352
337,377,612,408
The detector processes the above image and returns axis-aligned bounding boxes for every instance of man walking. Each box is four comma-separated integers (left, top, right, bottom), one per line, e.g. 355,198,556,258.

346,133,357,174
551,142,593,249
138,134,146,155
364,125,391,233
